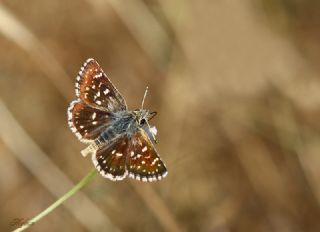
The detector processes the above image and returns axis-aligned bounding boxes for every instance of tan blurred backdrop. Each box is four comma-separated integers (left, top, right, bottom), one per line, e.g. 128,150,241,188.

1,0,320,232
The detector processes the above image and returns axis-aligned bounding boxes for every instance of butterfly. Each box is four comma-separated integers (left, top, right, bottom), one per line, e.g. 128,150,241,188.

67,58,168,182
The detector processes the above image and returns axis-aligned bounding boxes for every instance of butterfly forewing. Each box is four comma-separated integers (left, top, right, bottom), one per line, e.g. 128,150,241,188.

127,129,167,182
75,58,127,111
92,137,129,181
68,100,112,143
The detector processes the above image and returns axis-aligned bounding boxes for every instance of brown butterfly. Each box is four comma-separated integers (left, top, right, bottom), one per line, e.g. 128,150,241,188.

68,58,167,182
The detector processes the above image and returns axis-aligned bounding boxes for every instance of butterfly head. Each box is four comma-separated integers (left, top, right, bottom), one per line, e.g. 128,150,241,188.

134,86,157,126
132,109,157,127
133,109,158,142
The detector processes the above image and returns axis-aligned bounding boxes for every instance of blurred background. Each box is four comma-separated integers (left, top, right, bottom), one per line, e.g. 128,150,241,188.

1,0,320,231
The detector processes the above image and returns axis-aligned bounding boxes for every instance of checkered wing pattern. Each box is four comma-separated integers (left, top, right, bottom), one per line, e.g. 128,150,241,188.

68,58,127,143
68,100,112,143
75,58,127,111
127,129,167,182
92,137,129,181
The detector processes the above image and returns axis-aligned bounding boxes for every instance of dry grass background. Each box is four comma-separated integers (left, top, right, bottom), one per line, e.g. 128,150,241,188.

1,0,320,231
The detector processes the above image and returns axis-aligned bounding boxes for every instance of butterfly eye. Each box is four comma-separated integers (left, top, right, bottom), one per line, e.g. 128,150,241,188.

140,118,146,125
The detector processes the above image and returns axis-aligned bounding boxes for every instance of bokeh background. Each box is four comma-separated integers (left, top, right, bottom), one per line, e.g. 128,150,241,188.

1,0,320,231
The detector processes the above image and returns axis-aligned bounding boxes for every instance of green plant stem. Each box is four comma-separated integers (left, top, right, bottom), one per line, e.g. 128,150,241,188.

13,168,98,232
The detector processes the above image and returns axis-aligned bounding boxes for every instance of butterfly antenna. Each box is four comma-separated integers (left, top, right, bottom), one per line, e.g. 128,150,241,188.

141,86,157,142
141,86,149,109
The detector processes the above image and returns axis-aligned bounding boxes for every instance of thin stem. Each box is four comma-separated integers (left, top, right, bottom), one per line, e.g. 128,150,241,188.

13,168,98,232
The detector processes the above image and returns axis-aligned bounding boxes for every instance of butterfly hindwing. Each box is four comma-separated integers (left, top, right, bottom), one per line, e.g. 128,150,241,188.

68,100,112,143
75,58,127,112
92,137,129,181
127,129,167,182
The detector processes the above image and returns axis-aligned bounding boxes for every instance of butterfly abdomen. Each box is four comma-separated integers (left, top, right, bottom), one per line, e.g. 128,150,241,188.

97,112,136,144
98,128,116,144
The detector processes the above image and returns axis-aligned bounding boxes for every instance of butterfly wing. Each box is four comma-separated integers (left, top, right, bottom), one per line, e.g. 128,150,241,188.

143,125,157,144
127,128,167,182
92,137,129,181
68,58,127,142
68,100,112,143
75,58,127,111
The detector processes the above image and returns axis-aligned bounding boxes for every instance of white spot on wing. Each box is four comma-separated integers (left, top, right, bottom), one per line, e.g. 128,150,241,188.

91,151,128,181
116,153,123,157
151,157,159,166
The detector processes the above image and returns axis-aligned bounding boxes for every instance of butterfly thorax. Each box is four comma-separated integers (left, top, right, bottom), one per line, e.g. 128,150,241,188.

95,109,150,146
